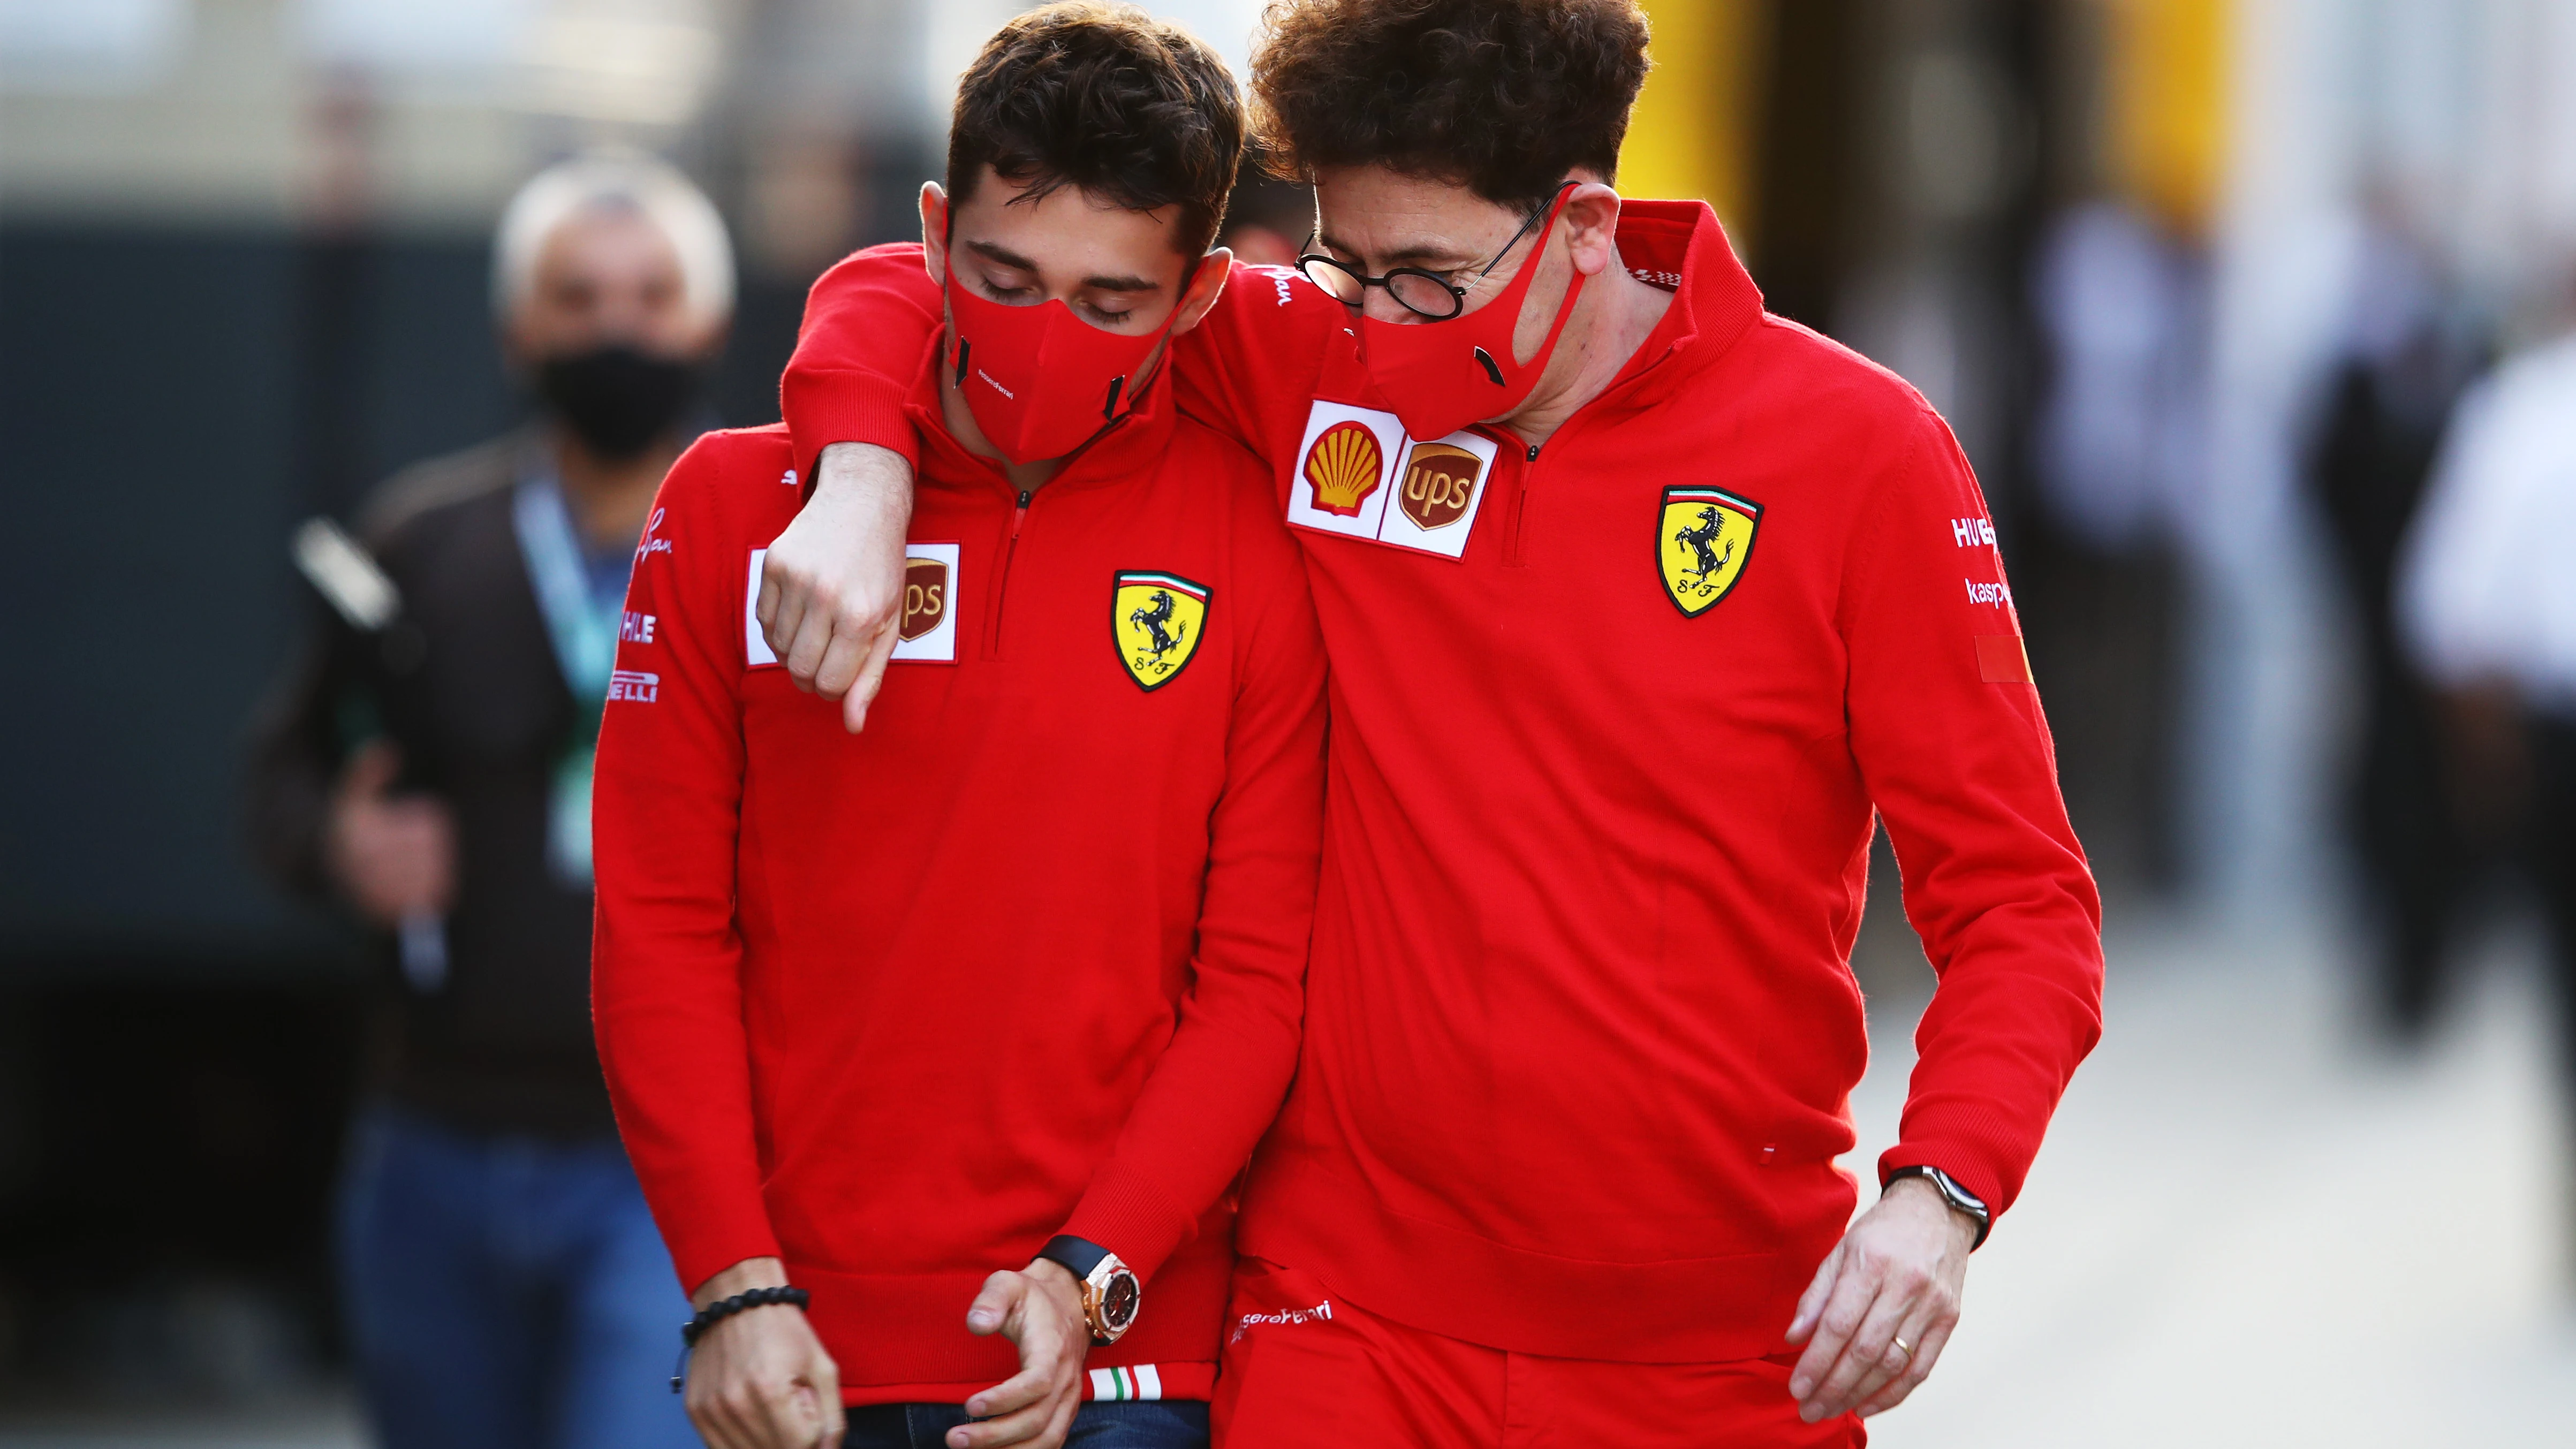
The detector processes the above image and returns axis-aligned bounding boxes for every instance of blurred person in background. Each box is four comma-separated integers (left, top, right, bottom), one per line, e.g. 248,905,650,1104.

2308,202,2490,1042
2025,200,2199,896
2397,265,2576,1248
245,151,729,1449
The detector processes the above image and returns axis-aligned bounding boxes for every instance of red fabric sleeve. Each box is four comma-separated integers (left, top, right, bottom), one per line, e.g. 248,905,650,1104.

1840,407,2105,1227
590,436,778,1295
1159,263,1346,465
778,248,1345,480
1060,490,1329,1281
780,244,944,479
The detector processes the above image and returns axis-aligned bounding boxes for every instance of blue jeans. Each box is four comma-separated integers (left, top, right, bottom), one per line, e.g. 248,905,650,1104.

336,1105,700,1449
843,1401,1208,1449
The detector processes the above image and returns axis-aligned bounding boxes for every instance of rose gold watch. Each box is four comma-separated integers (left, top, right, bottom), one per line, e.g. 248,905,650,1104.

1037,1234,1140,1344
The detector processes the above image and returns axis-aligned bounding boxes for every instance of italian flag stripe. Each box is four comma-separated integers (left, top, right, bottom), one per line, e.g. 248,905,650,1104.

1085,1364,1164,1401
1119,572,1209,600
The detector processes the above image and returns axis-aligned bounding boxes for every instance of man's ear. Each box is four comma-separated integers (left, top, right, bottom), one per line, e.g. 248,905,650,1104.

919,183,950,286
1562,182,1624,279
1168,247,1233,339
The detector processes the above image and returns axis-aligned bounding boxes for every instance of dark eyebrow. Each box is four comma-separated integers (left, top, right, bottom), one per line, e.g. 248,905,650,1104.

963,239,1161,295
964,239,1042,272
1315,230,1479,270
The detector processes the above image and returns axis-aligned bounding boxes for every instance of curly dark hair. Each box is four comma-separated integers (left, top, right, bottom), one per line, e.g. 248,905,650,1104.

948,3,1245,256
1248,0,1649,209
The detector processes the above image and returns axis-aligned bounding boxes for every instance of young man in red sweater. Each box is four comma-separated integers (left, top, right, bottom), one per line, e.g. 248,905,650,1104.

590,10,1327,1449
758,2,2105,1443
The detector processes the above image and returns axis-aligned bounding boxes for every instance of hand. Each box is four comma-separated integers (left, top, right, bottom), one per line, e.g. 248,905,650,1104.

757,442,914,733
323,740,456,928
684,1258,845,1449
1784,1174,1975,1422
949,1258,1089,1449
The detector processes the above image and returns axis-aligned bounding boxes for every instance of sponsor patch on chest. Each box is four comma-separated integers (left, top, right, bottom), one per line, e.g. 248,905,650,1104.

1284,402,1498,561
744,541,961,668
1656,485,1763,617
1111,571,1210,691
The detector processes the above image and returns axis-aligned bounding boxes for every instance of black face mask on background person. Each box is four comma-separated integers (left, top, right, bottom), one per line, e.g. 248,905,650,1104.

533,344,704,461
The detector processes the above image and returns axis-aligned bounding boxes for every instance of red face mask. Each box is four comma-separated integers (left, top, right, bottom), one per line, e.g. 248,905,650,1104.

943,270,1172,465
1355,185,1586,441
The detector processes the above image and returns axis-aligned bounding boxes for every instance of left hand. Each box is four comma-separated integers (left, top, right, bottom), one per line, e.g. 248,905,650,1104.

949,1258,1089,1449
1784,1174,1975,1423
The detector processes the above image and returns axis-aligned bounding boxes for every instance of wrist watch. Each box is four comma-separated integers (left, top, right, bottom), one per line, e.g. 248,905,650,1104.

1885,1165,1991,1249
1037,1235,1141,1344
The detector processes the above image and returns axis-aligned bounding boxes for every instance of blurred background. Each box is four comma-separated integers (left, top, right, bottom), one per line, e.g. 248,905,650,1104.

5,0,2576,1443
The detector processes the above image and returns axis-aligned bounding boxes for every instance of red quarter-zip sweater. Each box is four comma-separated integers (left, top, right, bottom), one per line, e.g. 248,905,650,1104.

781,201,2104,1365
592,338,1329,1404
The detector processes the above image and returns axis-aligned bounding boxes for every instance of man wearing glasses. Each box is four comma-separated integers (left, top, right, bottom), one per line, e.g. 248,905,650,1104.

759,2,2104,1443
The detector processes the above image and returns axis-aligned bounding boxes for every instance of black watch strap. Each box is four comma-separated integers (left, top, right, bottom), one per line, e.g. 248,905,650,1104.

1886,1165,1992,1249
1038,1234,1111,1280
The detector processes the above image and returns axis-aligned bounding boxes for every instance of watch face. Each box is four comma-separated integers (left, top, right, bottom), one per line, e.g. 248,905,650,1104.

1100,1270,1140,1331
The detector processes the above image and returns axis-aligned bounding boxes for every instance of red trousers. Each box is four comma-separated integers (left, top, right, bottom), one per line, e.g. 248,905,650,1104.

1214,1259,1866,1448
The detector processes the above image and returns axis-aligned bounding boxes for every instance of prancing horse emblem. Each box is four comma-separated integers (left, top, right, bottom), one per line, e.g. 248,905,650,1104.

1655,485,1762,617
1111,571,1211,690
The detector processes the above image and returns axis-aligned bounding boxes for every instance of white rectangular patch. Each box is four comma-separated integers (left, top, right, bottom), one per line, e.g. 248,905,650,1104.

1375,430,1501,559
1284,401,1401,540
1284,401,1497,561
745,549,778,667
745,541,964,669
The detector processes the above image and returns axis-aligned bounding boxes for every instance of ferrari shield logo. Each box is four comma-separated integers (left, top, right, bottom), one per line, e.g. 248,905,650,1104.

1112,571,1211,691
1657,485,1762,617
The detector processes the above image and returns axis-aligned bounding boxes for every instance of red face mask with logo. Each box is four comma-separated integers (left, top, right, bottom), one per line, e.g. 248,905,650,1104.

1356,183,1586,441
943,270,1173,465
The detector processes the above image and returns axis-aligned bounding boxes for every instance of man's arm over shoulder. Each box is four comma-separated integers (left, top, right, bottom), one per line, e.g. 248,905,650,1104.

1839,400,2105,1219
592,429,782,1294
1059,445,1329,1280
1162,261,1348,464
780,244,943,480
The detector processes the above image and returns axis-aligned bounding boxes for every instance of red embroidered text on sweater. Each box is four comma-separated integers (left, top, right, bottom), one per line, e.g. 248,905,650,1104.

782,202,2105,1364
593,356,1328,1404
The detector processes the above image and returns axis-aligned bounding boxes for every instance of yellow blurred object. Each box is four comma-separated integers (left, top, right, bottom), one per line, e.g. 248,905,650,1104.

1620,0,1768,246
2105,0,2232,234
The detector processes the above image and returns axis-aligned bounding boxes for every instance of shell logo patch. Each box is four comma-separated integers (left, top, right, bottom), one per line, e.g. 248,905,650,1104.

1657,485,1762,617
1112,571,1211,691
1395,442,1482,530
1302,421,1383,518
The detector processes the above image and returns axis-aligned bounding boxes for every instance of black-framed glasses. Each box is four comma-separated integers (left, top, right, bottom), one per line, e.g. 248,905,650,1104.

1295,180,1575,321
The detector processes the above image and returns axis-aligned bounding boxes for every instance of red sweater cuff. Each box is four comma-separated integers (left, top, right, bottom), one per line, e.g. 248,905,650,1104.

1061,1168,1203,1285
658,1194,787,1298
780,366,922,482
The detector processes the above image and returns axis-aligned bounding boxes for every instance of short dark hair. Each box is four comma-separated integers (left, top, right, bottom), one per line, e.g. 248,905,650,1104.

1249,0,1650,209
948,3,1245,257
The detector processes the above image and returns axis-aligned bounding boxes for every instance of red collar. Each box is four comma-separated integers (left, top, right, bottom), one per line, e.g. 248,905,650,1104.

1596,199,1767,402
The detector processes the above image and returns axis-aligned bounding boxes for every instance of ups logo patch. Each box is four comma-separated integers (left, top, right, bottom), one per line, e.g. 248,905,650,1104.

1112,571,1210,691
1395,442,1481,530
1657,485,1762,617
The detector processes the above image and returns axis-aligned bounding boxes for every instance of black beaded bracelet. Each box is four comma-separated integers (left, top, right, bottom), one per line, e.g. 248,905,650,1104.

670,1286,810,1392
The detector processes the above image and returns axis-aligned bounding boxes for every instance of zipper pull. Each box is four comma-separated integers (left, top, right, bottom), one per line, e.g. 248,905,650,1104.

1012,489,1031,537
1526,444,1541,462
